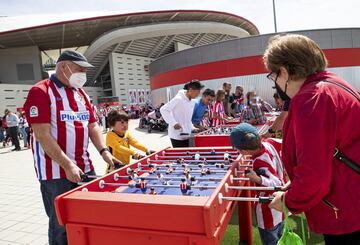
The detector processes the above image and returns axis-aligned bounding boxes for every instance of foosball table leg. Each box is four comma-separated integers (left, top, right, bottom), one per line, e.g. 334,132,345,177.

237,181,252,245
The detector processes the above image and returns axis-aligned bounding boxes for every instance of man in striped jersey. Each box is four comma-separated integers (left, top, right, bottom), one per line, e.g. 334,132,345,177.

24,51,121,245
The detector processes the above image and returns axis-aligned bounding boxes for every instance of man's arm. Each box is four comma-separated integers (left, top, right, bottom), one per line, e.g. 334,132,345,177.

32,123,83,183
160,98,181,129
88,122,122,168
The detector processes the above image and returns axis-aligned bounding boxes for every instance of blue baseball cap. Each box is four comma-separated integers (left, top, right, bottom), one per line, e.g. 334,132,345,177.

230,123,259,149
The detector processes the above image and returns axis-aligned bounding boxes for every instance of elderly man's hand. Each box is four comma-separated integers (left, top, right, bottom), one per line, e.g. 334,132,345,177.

101,151,122,168
64,163,84,183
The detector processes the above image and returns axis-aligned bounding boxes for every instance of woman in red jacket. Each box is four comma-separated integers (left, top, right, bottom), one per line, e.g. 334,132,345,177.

263,34,360,244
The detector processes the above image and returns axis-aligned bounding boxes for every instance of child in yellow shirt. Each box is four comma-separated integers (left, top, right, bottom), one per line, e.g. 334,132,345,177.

106,110,153,173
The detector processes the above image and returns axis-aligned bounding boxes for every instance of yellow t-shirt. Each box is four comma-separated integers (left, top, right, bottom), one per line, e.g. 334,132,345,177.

106,130,148,173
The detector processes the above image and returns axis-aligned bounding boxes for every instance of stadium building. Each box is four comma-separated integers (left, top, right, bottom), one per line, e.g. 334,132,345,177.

0,10,359,114
0,10,258,113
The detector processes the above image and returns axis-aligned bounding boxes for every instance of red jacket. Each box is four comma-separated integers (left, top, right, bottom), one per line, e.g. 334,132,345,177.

282,71,360,234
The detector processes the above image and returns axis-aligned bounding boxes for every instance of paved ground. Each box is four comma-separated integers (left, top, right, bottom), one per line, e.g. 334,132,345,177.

0,119,171,245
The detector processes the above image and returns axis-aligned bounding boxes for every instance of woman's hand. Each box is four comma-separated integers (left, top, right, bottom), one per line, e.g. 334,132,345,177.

269,191,285,212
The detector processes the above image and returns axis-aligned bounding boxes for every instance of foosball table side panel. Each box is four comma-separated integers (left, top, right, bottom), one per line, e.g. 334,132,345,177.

193,135,231,147
66,223,221,245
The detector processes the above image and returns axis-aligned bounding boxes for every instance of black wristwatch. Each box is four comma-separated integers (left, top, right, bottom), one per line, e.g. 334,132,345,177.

268,128,276,134
99,148,110,155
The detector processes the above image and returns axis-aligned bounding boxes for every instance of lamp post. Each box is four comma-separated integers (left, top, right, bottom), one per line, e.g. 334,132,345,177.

272,0,278,33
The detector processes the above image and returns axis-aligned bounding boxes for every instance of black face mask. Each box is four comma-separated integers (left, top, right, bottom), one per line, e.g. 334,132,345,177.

274,81,291,101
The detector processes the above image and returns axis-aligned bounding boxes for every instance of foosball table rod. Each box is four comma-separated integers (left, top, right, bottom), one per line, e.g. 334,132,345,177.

224,183,282,192
148,159,233,163
154,156,236,161
113,173,225,182
218,193,274,205
162,151,238,155
139,163,233,169
98,180,217,190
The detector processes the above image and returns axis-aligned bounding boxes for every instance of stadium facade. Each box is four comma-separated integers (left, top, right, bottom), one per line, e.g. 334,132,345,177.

0,10,359,113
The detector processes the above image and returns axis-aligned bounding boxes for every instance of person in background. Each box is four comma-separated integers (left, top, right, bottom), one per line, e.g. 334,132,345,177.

4,109,20,151
192,88,215,130
160,80,203,147
212,90,229,127
231,85,245,115
199,110,211,129
241,91,272,125
103,104,111,132
261,93,290,139
1,114,9,147
222,82,232,116
0,115,4,145
264,34,360,244
273,93,284,111
18,111,30,148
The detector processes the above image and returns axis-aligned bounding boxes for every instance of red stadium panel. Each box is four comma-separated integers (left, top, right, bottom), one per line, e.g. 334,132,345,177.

55,147,253,245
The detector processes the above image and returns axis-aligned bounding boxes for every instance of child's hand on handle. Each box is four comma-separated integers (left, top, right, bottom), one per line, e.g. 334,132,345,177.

174,123,182,130
146,150,156,155
133,153,145,160
245,169,262,184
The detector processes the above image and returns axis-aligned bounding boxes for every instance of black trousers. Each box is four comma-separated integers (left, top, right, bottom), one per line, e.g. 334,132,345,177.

170,138,189,148
40,170,96,245
8,126,20,149
324,230,360,245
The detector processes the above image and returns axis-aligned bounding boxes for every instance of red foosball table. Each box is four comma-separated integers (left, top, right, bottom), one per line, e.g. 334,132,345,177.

192,125,267,147
55,147,255,245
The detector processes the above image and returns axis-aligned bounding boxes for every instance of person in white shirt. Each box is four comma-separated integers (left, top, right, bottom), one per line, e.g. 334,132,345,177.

160,80,203,147
4,109,20,151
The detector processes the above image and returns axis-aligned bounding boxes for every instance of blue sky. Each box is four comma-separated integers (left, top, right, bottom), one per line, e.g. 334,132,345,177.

0,0,359,34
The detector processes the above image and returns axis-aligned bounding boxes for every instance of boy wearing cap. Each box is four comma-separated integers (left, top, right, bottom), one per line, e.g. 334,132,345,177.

230,123,286,245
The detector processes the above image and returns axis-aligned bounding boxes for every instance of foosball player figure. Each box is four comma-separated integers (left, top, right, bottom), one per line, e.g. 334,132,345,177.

183,167,192,175
180,178,191,195
193,152,201,161
215,163,225,169
156,172,168,185
201,167,211,176
128,169,139,182
176,158,181,164
211,149,216,155
182,162,189,168
184,172,195,185
148,187,157,195
149,164,158,174
166,166,175,175
224,152,230,160
139,178,147,193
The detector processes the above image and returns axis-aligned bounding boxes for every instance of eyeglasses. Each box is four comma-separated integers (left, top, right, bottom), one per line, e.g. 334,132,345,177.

266,72,279,81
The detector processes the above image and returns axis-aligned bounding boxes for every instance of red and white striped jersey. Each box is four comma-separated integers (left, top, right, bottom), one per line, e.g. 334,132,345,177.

251,138,286,229
24,76,96,181
212,101,225,127
103,107,111,117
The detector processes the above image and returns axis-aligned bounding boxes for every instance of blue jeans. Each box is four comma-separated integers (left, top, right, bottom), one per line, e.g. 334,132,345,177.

40,170,95,245
19,127,28,146
258,221,284,245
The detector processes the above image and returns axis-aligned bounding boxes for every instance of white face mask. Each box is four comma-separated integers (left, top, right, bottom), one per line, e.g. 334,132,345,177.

63,64,87,89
